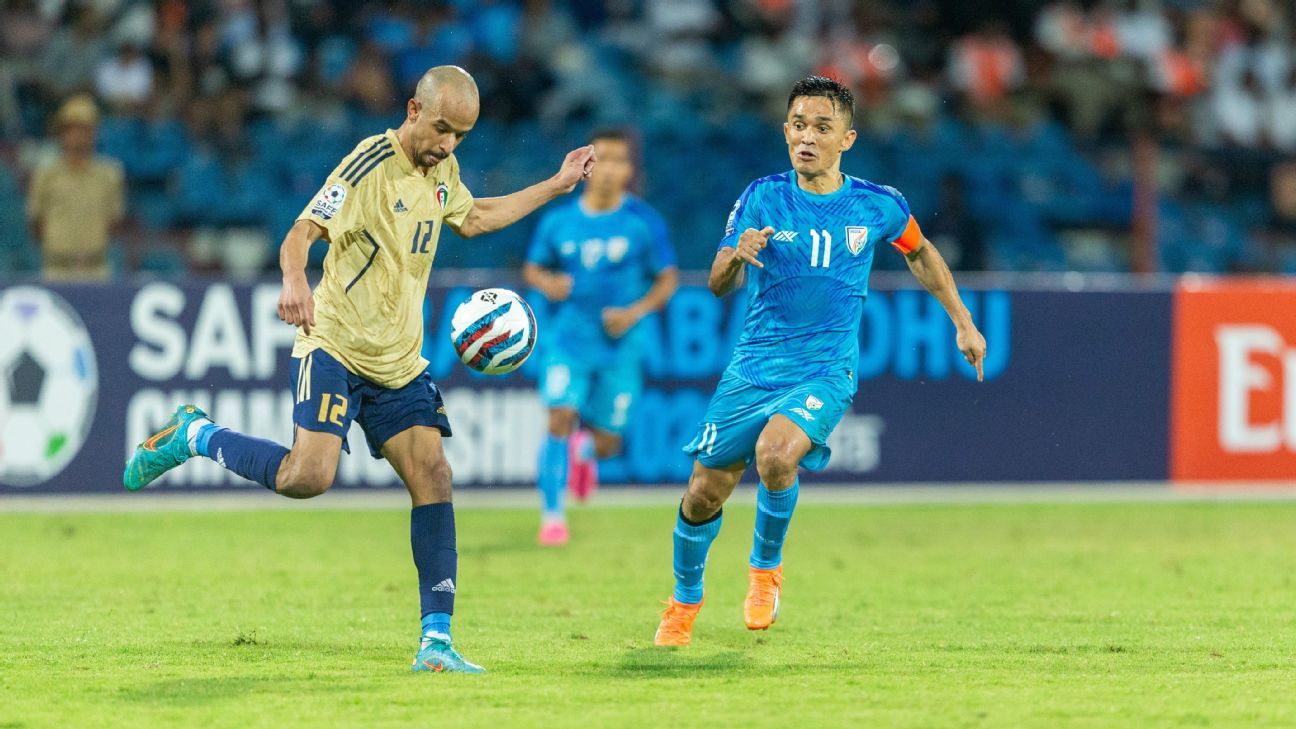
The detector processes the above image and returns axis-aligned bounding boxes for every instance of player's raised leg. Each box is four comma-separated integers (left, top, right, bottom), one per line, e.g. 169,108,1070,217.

745,414,811,630
569,426,621,501
537,407,577,545
124,349,351,495
566,427,597,502
655,459,744,646
123,406,338,495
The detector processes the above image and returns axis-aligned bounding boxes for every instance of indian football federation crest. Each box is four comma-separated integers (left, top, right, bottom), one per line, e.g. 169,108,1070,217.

846,226,869,256
436,182,449,209
805,395,823,411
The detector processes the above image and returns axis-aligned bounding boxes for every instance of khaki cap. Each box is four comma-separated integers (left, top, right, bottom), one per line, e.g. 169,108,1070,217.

54,95,100,129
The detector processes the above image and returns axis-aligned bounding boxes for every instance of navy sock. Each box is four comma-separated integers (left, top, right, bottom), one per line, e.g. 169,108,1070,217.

537,434,568,519
672,505,722,604
200,426,289,492
412,503,457,636
751,479,799,569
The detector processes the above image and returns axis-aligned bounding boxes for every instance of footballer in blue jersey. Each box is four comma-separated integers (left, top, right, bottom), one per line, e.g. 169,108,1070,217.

655,77,988,646
524,129,679,545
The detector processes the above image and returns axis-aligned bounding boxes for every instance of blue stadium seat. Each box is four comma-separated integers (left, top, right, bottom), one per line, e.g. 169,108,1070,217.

138,246,187,276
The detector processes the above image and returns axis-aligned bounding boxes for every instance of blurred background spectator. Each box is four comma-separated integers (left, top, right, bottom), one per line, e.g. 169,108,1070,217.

1,0,1294,278
25,95,123,281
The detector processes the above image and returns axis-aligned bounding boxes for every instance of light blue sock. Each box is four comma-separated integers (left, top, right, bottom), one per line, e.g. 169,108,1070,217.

537,434,568,519
672,505,722,604
422,612,452,639
751,479,799,569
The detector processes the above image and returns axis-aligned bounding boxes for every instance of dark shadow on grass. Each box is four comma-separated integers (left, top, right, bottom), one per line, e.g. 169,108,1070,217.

606,648,750,678
117,677,281,706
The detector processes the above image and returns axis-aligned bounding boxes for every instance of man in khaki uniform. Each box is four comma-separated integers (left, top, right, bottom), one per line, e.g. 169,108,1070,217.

26,95,124,281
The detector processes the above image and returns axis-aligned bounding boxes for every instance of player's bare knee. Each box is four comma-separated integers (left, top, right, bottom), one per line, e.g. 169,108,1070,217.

429,454,453,491
682,489,723,521
411,452,453,503
684,476,726,518
278,463,334,499
755,438,800,486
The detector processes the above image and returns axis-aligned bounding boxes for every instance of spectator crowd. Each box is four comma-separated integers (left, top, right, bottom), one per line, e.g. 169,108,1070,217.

1,0,1294,278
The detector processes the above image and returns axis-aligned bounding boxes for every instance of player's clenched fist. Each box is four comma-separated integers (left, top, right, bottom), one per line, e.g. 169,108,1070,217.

552,145,597,193
736,226,774,268
278,270,316,335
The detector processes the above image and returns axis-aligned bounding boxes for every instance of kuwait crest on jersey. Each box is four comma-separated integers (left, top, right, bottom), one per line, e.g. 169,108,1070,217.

846,226,869,256
436,182,449,209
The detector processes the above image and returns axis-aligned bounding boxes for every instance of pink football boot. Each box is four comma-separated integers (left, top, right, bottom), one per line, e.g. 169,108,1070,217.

538,517,569,546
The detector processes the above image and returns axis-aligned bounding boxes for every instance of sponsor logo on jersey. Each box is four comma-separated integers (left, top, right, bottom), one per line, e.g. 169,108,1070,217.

846,226,869,255
393,198,408,213
805,395,823,411
311,183,347,220
790,407,815,421
771,230,798,242
436,182,449,209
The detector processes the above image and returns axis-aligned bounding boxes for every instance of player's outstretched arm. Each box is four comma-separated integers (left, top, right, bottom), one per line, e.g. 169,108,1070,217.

451,146,596,239
277,219,326,335
904,237,988,381
709,227,772,297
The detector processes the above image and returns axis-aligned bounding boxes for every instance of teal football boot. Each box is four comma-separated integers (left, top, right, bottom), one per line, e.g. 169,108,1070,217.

411,632,486,674
123,405,209,491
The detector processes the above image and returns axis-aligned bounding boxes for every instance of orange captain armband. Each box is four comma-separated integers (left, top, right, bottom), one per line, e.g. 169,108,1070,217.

890,215,924,255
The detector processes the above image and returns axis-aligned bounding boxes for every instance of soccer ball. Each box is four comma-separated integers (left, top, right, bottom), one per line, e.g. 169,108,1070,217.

0,286,99,487
450,288,537,375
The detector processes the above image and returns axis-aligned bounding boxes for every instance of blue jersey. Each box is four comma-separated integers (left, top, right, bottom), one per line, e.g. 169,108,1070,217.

720,171,915,390
526,194,676,364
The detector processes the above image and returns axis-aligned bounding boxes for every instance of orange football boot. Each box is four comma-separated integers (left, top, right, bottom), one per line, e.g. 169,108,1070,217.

744,565,783,630
654,597,703,646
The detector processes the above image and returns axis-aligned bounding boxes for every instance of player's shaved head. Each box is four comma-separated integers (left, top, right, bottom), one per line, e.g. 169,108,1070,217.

399,66,480,173
414,65,480,108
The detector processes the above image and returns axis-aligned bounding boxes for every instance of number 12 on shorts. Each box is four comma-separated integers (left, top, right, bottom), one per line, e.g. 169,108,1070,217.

317,393,348,427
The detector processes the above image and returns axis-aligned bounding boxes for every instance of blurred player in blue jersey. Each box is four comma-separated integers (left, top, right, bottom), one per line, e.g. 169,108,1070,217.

654,77,988,646
524,129,679,546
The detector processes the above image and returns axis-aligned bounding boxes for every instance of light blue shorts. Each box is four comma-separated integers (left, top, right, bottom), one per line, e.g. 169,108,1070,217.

683,370,855,471
539,351,643,434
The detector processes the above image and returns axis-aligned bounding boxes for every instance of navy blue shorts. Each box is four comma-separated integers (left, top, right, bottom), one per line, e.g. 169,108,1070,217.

289,348,452,459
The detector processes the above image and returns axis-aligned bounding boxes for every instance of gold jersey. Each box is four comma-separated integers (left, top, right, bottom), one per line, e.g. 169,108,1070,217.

293,129,473,388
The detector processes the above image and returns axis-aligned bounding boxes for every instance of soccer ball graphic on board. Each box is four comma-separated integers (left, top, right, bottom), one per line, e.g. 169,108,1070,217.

0,286,99,487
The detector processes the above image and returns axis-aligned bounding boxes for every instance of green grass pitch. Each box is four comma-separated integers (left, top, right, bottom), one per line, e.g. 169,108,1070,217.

3,499,1296,727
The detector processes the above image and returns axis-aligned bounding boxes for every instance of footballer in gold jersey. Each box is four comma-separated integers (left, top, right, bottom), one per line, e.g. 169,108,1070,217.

124,66,596,674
